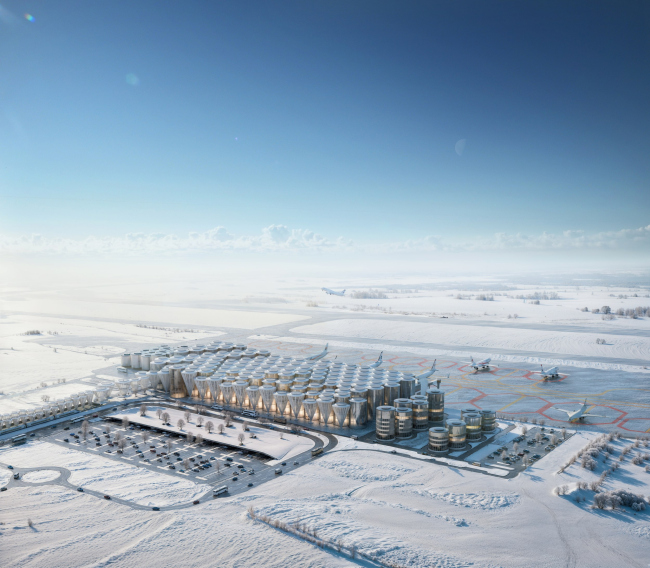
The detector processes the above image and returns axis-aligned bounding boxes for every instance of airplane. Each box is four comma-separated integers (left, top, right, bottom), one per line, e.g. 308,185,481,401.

532,365,562,381
416,360,437,394
368,352,383,369
552,400,607,423
307,343,329,361
322,288,346,296
464,356,498,373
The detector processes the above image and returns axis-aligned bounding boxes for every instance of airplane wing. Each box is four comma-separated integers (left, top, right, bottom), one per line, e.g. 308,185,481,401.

551,407,573,415
582,413,607,418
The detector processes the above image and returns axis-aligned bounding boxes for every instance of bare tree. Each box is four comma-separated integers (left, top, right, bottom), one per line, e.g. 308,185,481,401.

183,458,190,469
561,428,567,440
521,425,528,437
156,408,163,420
280,432,284,440
114,431,122,442
539,419,546,426
195,433,204,445
224,415,232,428
81,420,90,440
551,434,559,445
237,433,245,445
142,431,150,444
513,442,519,454
215,462,221,475
140,404,148,417
166,439,173,452
162,412,170,424
197,415,205,427
177,418,185,430
217,424,225,434
122,416,129,429
132,383,140,396
186,431,194,443
184,410,191,423
205,421,214,434
28,518,34,528
105,424,112,436
501,450,507,460
118,438,127,452
535,432,543,442
242,421,249,432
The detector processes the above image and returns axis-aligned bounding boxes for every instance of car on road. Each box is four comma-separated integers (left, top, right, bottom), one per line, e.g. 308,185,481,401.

281,462,286,466
64,438,69,443
7,465,13,470
152,507,160,511
104,495,111,500
275,469,282,475
248,483,253,487
77,487,84,492
193,500,200,505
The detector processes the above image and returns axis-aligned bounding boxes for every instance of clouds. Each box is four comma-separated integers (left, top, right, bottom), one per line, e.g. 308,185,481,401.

1,224,648,256
0,225,351,255
386,225,650,253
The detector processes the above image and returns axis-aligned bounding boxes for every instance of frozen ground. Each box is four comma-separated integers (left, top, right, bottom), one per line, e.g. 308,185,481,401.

0,441,208,506
290,318,650,361
21,469,61,483
1,431,649,567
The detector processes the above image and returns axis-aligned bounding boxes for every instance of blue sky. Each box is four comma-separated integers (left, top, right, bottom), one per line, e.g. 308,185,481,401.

0,1,648,250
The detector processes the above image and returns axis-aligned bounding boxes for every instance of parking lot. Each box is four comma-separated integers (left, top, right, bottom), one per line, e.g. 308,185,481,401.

475,425,571,472
44,418,320,495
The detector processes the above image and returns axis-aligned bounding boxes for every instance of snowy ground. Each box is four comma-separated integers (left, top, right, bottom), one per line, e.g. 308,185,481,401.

1,276,649,566
1,431,649,567
111,406,315,460
21,469,61,483
290,318,650,361
0,441,208,506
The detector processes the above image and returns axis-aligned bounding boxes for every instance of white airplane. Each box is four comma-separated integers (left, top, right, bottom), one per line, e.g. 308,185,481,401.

532,365,562,381
464,357,498,372
368,352,383,368
307,343,328,361
322,287,346,296
552,400,607,423
416,360,437,394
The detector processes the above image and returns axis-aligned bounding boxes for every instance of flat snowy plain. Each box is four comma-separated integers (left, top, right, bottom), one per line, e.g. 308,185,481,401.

1,278,649,566
2,431,649,567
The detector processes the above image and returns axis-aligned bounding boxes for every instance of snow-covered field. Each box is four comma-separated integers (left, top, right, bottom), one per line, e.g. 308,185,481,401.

2,430,649,567
21,469,61,483
291,318,650,360
3,298,309,329
0,441,208,506
112,406,315,460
